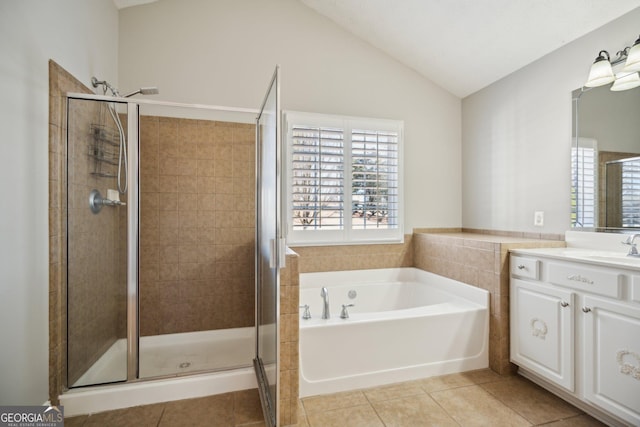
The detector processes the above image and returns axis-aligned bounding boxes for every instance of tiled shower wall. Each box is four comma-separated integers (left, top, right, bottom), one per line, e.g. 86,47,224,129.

138,116,255,336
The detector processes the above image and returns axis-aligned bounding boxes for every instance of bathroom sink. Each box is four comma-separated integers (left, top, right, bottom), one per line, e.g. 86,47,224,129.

583,254,640,264
538,248,640,268
566,250,640,267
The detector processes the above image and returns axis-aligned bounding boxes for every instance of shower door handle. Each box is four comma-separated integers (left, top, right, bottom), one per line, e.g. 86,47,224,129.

269,238,287,269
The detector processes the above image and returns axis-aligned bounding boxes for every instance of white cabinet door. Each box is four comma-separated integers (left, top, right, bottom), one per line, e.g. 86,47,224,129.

511,279,575,391
583,296,640,426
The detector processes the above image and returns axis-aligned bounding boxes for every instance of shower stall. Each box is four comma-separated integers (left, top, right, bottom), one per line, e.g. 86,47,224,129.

62,69,281,425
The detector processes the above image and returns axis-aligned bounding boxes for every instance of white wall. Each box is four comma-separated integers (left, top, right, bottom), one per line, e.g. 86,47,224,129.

118,0,462,233
0,0,118,405
462,7,640,234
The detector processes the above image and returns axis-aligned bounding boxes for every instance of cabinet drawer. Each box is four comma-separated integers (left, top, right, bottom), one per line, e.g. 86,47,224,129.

511,256,539,280
548,263,621,298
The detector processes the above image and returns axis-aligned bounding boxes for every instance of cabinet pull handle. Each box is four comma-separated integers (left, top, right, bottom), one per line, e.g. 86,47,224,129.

517,265,526,270
582,306,592,313
560,301,569,307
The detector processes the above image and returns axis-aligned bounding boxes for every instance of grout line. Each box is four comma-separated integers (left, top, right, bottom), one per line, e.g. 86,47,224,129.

478,380,538,425
424,389,463,427
155,404,166,427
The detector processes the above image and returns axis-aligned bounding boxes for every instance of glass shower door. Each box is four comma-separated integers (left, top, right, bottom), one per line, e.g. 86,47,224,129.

254,66,281,427
66,97,130,387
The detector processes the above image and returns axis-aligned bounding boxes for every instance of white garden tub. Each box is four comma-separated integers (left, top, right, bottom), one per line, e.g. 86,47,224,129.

299,267,489,397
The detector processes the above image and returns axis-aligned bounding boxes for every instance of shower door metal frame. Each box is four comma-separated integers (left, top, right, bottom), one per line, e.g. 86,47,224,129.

125,101,139,381
254,66,283,427
64,92,258,388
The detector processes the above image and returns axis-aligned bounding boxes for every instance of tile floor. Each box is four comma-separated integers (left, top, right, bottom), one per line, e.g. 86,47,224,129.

65,370,607,427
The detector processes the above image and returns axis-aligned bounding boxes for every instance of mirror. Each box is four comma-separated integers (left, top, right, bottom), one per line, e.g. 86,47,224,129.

572,84,640,230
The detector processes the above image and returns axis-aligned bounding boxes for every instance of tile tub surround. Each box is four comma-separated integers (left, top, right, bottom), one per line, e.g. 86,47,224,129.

138,116,256,336
290,235,413,273
412,230,565,374
280,250,300,426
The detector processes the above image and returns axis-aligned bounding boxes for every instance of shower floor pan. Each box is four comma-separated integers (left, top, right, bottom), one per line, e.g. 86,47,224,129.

72,326,254,387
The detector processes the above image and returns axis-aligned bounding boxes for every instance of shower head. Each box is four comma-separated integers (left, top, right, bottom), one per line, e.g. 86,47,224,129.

90,77,159,98
91,76,119,96
123,87,160,98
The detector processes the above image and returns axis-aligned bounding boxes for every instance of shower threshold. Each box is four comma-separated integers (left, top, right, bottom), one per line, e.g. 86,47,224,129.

72,326,255,387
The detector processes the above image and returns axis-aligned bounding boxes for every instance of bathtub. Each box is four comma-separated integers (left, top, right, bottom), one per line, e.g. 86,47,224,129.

299,268,489,397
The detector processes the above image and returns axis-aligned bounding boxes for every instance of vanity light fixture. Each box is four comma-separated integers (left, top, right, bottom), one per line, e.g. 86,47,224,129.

622,35,640,72
611,70,640,91
585,35,640,91
585,50,615,87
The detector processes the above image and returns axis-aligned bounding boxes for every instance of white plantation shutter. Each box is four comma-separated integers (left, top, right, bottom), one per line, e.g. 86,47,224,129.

571,138,596,227
621,157,640,227
285,112,403,245
351,129,399,229
291,125,344,230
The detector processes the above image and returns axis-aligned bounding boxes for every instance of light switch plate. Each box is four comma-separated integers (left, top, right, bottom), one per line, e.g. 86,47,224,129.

534,211,544,227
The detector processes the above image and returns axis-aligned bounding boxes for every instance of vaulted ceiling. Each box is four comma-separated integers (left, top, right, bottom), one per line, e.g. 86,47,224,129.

299,0,640,97
114,0,640,98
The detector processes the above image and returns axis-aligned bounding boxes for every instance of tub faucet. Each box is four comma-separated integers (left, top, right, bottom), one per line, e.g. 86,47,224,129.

320,287,330,319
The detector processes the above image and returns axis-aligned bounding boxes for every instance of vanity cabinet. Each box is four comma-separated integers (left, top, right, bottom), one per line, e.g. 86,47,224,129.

583,295,640,424
511,278,574,391
510,254,640,427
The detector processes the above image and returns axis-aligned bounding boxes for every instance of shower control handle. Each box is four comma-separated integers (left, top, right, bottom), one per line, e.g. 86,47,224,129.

340,304,355,319
89,189,126,214
299,305,311,320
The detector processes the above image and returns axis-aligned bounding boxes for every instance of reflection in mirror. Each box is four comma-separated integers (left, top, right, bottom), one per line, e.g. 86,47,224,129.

605,156,640,227
572,84,640,230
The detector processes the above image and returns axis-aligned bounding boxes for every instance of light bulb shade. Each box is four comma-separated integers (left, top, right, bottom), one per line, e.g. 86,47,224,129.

622,38,640,72
585,55,615,87
611,71,640,91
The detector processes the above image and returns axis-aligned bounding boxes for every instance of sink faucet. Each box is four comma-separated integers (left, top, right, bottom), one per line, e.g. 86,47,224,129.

320,287,330,319
623,234,640,257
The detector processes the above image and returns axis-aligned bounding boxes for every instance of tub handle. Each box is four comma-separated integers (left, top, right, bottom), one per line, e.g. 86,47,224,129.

340,304,355,319
299,305,311,320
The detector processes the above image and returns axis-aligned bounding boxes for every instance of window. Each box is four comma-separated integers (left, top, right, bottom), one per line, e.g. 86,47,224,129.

285,111,403,245
571,138,596,227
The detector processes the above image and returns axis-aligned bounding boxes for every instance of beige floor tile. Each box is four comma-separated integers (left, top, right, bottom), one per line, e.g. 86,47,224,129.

302,390,368,414
159,393,234,427
63,415,87,427
372,394,459,427
234,388,264,425
430,385,531,427
415,372,477,392
363,381,426,402
83,403,165,427
540,414,608,427
283,415,310,427
236,421,266,427
480,376,582,424
306,404,384,427
459,368,503,384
